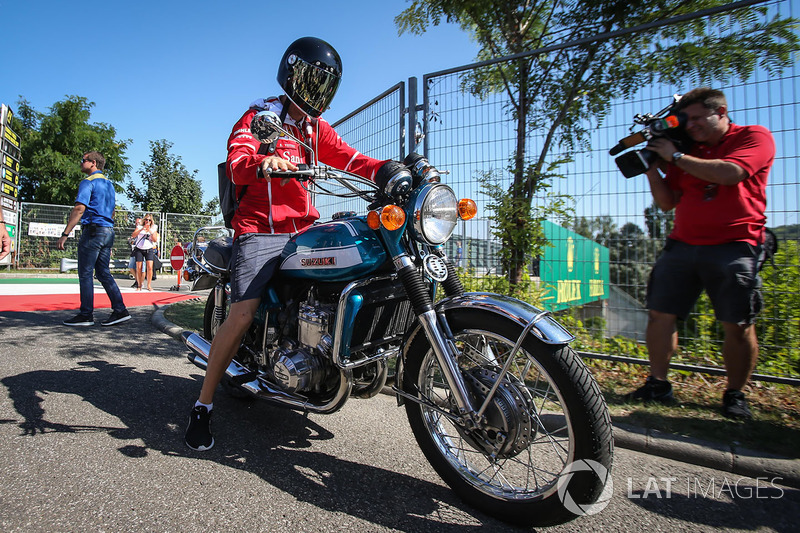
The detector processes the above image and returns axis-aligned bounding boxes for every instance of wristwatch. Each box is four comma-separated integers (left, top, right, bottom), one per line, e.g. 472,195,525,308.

61,232,69,237
671,152,685,163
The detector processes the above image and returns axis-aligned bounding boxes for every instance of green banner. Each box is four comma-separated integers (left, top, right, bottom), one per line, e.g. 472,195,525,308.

540,221,609,312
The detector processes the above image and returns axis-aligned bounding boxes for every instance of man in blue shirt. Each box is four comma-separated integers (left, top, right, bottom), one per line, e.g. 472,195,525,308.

57,151,130,326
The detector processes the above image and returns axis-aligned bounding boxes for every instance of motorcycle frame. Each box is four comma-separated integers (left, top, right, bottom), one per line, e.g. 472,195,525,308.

184,184,576,422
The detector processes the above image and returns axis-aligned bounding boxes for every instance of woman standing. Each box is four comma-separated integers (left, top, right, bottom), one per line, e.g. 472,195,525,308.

131,214,159,291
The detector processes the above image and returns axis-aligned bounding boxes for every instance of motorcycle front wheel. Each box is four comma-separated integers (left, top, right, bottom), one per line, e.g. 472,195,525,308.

403,309,613,527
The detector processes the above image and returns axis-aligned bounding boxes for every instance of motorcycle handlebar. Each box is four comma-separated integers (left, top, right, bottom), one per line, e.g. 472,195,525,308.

263,163,316,181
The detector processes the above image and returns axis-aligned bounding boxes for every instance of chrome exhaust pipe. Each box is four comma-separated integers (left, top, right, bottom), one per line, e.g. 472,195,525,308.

182,332,352,414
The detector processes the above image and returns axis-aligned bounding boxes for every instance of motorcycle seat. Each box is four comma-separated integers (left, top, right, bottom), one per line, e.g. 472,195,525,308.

204,236,233,274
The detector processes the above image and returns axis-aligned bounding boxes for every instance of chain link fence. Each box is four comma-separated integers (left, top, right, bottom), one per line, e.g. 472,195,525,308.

14,203,213,271
330,0,800,378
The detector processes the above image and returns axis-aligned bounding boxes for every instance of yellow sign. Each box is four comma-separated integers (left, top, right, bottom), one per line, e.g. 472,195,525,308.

2,154,18,171
2,181,17,197
3,126,19,148
1,167,18,185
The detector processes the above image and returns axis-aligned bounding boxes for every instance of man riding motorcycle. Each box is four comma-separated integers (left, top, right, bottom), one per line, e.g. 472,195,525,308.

185,36,390,451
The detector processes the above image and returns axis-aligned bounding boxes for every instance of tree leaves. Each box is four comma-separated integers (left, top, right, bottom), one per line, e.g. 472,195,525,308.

13,95,131,205
125,139,213,215
396,0,800,288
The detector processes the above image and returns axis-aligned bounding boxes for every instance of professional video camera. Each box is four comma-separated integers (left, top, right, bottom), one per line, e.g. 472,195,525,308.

610,94,693,178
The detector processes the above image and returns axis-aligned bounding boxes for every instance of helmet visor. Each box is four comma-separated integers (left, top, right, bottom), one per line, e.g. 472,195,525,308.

289,57,340,117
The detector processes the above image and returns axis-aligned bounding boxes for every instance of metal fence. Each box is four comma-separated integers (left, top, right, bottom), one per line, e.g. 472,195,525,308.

15,203,214,270
321,83,406,218
330,0,800,377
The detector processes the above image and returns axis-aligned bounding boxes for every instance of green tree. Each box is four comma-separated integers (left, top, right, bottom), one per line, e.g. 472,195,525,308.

572,215,658,302
644,200,674,239
396,0,799,287
126,139,217,215
13,96,131,204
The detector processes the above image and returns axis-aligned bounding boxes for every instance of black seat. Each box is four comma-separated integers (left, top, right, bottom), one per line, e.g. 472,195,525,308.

203,236,233,274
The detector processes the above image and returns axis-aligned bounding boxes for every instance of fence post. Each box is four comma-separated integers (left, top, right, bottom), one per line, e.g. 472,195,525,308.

407,77,418,155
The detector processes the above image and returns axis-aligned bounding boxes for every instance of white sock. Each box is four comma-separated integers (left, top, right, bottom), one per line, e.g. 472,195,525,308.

194,401,213,412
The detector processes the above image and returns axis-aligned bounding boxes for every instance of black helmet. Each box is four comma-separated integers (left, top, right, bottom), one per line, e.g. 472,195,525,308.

277,37,342,118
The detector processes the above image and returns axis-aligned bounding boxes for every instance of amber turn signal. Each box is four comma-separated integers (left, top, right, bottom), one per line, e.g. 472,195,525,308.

458,198,477,220
366,210,382,230
380,205,406,231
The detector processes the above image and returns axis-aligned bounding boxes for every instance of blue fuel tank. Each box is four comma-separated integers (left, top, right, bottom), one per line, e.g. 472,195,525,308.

279,218,388,281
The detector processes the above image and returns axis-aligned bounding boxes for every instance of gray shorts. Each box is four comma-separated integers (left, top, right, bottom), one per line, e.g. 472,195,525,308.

646,239,763,325
230,233,291,304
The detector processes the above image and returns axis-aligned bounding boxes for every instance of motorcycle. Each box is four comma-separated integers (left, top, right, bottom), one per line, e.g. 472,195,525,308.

181,111,613,527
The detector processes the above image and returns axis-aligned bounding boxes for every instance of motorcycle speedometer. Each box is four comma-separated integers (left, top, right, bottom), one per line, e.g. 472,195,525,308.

410,183,458,245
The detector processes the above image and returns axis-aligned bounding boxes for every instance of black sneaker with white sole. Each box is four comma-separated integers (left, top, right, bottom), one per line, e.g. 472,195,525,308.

185,406,214,451
63,314,94,327
101,309,131,326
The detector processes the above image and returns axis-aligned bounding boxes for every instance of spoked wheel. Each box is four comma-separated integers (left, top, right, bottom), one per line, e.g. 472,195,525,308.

403,310,613,527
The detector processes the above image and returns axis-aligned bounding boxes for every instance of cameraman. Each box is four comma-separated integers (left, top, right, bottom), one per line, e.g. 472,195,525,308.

625,87,775,420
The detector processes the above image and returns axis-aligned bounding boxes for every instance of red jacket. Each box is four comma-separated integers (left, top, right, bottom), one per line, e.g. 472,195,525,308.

226,97,387,237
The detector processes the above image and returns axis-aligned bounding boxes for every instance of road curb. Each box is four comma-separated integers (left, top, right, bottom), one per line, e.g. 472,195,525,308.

152,305,186,340
152,303,800,490
612,423,800,489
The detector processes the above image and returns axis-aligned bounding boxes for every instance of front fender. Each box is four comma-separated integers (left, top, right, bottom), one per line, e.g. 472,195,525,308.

436,292,575,344
395,292,574,404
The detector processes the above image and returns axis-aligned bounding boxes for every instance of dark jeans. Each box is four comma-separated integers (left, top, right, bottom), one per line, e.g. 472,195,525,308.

77,226,126,317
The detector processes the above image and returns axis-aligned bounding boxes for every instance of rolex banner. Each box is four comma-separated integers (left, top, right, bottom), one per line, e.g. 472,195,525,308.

540,220,609,312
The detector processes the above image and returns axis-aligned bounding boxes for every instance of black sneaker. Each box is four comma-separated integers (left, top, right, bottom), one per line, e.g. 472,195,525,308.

722,389,753,420
63,314,94,327
101,309,131,326
132,281,139,288
185,406,214,451
623,376,675,404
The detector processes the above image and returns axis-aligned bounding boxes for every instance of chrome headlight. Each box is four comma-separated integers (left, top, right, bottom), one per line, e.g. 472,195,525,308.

411,184,458,244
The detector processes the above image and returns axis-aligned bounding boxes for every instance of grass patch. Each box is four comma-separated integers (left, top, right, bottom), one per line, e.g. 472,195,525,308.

163,298,205,333
158,298,800,458
589,360,800,459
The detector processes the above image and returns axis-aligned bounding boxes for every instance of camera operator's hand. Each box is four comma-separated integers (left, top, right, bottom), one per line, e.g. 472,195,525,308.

646,138,679,163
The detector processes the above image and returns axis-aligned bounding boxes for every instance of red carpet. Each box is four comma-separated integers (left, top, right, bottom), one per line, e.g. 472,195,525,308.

0,292,200,312
0,279,200,312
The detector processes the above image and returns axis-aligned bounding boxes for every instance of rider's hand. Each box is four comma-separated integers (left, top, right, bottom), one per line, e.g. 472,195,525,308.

260,156,297,186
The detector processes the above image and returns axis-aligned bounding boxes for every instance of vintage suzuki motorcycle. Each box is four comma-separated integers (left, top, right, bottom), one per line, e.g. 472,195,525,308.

181,111,613,527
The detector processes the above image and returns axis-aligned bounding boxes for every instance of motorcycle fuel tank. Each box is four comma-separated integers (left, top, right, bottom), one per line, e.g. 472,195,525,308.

280,218,388,281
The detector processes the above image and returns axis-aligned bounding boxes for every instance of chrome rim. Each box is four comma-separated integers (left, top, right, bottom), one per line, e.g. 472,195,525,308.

416,328,575,501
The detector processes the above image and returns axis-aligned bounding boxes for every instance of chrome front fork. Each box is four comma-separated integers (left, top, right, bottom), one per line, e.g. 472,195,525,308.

417,309,479,423
393,252,478,424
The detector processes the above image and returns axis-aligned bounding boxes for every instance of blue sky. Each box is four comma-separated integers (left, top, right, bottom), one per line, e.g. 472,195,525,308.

0,0,480,206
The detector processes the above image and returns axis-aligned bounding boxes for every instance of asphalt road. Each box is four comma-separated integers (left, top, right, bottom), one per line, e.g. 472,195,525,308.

1,307,798,532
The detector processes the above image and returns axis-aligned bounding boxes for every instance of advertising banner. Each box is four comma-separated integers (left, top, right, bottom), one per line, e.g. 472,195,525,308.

540,220,610,312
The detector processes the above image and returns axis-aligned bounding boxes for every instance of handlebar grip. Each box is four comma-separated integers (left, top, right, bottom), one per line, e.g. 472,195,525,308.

265,164,312,180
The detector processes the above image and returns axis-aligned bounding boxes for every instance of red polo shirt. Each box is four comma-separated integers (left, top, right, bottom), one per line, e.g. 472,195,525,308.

665,123,774,246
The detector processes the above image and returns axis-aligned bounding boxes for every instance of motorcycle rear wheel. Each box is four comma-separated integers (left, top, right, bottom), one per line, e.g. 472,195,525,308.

403,309,613,527
203,286,251,399
202,285,229,341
